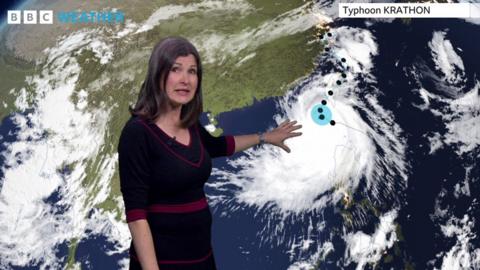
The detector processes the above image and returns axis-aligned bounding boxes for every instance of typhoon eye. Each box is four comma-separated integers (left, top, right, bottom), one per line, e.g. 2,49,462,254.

311,100,334,126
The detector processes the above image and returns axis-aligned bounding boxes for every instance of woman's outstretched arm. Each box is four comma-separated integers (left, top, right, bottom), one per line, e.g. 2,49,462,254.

233,120,302,153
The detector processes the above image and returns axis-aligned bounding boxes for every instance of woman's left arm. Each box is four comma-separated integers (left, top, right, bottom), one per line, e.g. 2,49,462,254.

233,120,302,153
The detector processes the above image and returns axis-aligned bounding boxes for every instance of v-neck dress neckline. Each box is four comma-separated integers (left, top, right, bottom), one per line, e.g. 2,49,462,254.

150,122,193,148
137,119,205,168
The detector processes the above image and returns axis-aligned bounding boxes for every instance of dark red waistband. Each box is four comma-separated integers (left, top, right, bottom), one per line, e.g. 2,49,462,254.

147,197,208,213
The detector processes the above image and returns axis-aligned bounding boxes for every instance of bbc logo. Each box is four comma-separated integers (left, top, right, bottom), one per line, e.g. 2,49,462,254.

7,10,53,24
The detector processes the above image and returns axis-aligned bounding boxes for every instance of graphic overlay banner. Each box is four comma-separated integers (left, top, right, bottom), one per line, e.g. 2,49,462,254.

339,3,480,18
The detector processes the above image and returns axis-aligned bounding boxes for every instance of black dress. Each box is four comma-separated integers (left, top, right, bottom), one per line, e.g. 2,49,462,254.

117,115,235,270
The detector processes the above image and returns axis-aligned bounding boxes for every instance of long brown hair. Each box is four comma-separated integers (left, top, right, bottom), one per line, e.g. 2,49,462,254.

129,37,203,128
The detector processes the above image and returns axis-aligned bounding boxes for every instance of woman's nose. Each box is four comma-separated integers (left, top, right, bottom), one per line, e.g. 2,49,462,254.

179,71,189,84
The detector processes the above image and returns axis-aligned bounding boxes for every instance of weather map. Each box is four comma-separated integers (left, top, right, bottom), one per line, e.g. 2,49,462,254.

0,1,479,270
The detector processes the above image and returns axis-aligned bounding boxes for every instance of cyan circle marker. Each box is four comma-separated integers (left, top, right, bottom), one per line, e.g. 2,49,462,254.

311,104,332,125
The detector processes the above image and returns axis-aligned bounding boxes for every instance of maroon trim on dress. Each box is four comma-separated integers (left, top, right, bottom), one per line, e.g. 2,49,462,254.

136,120,204,168
131,249,213,265
159,249,212,264
147,197,208,213
225,135,235,156
150,122,193,148
126,209,147,222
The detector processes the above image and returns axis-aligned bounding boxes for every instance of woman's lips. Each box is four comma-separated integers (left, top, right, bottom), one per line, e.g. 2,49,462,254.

175,89,190,96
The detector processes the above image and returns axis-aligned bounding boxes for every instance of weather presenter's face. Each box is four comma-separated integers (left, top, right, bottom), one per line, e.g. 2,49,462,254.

164,54,198,107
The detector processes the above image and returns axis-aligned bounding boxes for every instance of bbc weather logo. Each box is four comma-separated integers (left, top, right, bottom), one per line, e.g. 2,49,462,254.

7,10,124,24
8,10,53,24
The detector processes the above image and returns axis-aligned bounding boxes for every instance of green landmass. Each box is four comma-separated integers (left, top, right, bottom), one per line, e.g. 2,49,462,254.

0,42,37,121
65,238,79,270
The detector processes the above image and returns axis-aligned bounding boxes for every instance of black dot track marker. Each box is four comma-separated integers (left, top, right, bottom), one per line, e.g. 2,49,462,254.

341,58,346,62
317,107,323,113
327,32,332,37
341,73,347,78
325,47,330,52
330,120,336,126
336,80,341,85
321,100,327,105
319,114,325,120
328,90,333,96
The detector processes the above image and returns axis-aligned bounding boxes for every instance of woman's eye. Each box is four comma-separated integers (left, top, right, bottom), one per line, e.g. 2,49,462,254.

189,69,197,74
171,67,180,72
